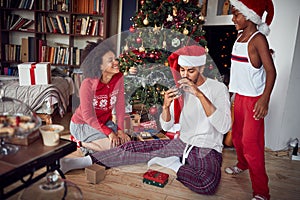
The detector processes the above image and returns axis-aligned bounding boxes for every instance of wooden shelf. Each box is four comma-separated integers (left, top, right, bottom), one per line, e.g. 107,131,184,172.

0,0,111,74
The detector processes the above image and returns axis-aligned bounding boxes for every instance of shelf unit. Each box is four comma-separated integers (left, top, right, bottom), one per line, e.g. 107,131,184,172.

0,0,113,75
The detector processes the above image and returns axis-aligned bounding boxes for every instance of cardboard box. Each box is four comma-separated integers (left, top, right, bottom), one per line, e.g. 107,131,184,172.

85,164,106,184
18,62,51,86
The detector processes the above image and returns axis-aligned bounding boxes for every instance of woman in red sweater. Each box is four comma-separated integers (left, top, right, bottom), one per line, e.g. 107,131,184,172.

70,40,130,155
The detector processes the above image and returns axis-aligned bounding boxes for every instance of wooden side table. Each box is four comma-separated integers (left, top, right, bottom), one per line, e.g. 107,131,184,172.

0,138,76,199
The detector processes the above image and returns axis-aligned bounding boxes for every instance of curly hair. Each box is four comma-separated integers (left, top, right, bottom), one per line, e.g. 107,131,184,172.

80,39,116,78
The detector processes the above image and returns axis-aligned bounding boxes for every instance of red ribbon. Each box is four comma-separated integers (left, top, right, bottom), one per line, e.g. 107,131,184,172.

29,63,36,85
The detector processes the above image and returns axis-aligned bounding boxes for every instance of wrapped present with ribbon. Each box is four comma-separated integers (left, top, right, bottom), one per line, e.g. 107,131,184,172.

140,120,157,130
18,62,51,86
143,169,169,188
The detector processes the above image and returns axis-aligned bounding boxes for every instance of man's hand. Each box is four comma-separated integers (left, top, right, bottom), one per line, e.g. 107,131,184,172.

178,78,200,96
253,96,269,120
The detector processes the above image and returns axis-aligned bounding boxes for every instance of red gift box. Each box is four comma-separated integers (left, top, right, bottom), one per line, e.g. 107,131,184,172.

143,169,169,188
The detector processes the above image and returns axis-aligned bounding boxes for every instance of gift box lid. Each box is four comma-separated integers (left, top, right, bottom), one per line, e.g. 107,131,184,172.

18,62,36,69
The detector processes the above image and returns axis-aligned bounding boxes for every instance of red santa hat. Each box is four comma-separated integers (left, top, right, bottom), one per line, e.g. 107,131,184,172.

168,45,206,85
230,0,274,36
167,45,207,123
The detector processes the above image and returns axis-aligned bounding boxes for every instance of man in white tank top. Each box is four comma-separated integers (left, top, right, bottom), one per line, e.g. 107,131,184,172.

225,1,277,200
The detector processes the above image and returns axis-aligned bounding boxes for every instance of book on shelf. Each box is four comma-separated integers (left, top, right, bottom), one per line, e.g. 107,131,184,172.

49,17,60,33
72,0,102,14
28,36,36,62
99,19,104,37
9,0,21,8
56,15,65,34
74,17,82,35
18,0,34,9
21,38,29,62
45,17,54,33
4,44,21,62
38,39,47,62
63,16,70,34
100,0,105,15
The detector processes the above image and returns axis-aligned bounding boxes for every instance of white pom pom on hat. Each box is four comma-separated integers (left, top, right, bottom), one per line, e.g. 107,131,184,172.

230,0,274,36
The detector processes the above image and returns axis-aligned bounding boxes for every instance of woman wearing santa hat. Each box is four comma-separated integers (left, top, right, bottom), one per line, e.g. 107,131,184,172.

59,45,231,195
225,0,277,200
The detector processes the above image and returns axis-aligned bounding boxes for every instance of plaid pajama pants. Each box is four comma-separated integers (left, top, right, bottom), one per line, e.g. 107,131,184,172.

90,138,222,195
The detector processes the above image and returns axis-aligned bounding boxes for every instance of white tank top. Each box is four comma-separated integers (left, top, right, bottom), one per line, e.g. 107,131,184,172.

229,31,266,96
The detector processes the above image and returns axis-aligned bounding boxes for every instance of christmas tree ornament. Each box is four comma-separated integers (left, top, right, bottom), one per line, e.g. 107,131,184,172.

149,53,155,59
124,43,129,51
183,0,189,3
136,37,142,44
199,15,205,21
139,43,145,52
153,24,160,34
143,16,149,25
129,26,135,33
171,38,180,47
162,40,167,49
172,6,177,16
140,0,144,5
205,46,209,53
164,61,169,66
183,27,189,35
167,14,173,22
149,106,158,115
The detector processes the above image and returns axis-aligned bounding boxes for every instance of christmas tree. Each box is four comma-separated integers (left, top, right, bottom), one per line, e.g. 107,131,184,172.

119,0,222,118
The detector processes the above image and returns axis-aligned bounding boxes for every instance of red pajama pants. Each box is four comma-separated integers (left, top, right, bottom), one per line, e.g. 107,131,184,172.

232,94,270,199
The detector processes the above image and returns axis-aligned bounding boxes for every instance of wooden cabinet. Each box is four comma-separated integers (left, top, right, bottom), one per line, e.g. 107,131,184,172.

0,0,113,75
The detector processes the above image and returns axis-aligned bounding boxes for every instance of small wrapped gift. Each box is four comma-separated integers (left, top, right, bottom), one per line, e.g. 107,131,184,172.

140,120,157,130
18,62,51,86
143,169,169,188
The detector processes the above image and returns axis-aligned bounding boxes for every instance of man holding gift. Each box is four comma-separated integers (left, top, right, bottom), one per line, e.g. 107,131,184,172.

59,45,231,195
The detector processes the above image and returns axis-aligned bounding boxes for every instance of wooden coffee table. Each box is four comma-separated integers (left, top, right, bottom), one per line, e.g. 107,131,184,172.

0,137,77,199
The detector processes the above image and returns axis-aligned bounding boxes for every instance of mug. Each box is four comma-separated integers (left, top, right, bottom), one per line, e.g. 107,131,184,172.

39,124,64,146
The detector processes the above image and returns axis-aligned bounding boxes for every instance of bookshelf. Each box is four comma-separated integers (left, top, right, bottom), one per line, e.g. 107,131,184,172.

0,0,114,76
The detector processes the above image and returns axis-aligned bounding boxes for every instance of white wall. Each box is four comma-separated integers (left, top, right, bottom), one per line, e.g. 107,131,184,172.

265,0,300,150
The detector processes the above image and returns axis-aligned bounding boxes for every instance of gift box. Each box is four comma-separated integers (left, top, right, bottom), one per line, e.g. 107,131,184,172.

143,169,169,188
18,62,51,86
85,164,106,184
140,120,157,130
137,131,170,141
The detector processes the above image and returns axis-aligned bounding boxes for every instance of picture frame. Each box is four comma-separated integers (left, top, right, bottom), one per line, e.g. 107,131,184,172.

205,0,233,26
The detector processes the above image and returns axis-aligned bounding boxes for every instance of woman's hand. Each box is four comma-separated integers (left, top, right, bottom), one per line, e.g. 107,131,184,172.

108,132,120,147
117,130,131,144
